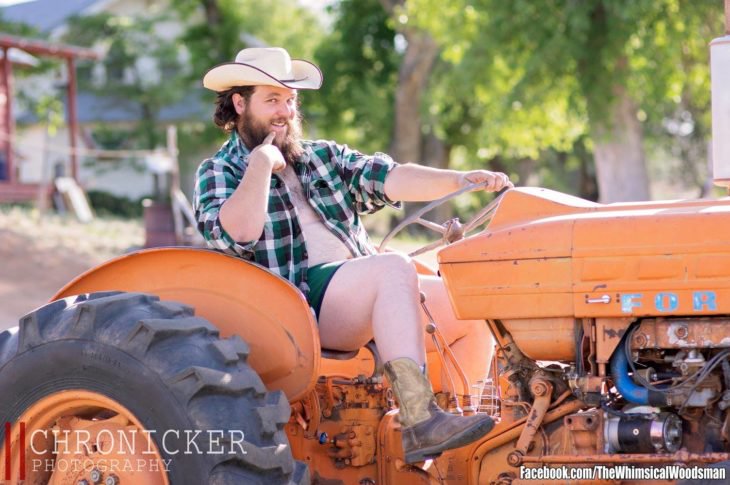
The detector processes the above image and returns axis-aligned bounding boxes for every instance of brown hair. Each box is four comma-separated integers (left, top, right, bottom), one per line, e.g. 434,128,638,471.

213,85,256,132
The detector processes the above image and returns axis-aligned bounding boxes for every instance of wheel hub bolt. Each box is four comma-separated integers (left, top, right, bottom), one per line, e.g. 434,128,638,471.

105,475,120,485
90,468,102,483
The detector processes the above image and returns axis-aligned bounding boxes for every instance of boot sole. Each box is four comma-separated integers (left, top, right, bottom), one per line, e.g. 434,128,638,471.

404,418,495,464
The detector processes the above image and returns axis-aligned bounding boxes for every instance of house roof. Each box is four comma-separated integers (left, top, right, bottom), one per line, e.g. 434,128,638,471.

4,0,214,126
17,89,211,125
0,0,101,33
74,90,209,124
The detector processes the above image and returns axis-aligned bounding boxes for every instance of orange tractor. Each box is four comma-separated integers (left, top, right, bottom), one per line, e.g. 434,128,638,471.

4,10,730,485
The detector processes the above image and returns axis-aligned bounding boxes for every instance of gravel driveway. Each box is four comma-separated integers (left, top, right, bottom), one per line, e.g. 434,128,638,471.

0,206,144,330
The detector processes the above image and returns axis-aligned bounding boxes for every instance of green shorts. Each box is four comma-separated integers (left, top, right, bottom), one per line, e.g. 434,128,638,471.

307,261,346,320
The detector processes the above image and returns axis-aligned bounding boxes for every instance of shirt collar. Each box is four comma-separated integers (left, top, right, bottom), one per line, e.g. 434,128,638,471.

229,131,251,169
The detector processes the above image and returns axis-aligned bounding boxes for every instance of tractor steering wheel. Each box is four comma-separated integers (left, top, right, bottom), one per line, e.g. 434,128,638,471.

378,182,510,257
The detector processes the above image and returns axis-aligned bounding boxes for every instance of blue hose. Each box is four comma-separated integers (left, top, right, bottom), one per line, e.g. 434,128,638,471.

610,342,667,406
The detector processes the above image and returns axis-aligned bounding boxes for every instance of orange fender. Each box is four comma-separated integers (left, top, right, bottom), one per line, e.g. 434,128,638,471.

52,247,320,403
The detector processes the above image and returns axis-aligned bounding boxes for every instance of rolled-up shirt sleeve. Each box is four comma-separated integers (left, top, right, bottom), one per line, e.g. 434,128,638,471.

194,158,257,256
335,144,402,214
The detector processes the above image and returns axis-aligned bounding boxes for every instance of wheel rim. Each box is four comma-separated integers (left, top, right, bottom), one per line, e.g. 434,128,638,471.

2,389,169,485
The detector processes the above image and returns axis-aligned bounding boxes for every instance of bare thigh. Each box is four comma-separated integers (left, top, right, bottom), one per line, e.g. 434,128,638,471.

317,254,399,350
318,258,477,350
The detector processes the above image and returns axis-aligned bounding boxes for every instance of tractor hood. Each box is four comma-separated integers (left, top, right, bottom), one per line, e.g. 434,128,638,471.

437,187,730,322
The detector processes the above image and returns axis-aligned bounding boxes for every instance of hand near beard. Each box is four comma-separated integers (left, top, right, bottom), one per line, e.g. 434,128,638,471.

249,132,286,173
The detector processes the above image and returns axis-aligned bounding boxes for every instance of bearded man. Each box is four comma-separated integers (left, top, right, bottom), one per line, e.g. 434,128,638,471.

194,47,512,463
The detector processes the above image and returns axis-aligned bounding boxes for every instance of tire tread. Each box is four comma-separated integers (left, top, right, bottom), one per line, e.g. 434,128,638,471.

0,291,308,484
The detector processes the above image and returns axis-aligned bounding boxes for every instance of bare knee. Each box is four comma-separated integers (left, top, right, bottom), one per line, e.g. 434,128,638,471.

373,253,419,289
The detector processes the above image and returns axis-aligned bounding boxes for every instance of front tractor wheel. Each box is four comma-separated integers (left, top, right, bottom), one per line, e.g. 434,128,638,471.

0,292,308,484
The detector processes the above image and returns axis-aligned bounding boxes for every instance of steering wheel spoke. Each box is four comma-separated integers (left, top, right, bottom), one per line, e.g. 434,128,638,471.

378,183,509,257
463,200,500,233
415,217,447,234
409,239,448,258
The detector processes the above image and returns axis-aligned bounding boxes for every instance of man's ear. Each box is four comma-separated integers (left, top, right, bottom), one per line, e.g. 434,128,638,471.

232,93,246,115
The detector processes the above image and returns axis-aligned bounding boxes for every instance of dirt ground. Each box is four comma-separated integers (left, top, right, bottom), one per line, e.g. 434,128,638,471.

0,205,439,332
0,207,144,330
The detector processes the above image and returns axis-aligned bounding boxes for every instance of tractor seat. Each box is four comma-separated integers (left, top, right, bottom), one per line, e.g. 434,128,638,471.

320,340,383,377
321,348,360,360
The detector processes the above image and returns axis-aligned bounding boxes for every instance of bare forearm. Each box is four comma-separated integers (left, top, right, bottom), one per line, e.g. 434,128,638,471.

219,158,273,242
384,163,462,202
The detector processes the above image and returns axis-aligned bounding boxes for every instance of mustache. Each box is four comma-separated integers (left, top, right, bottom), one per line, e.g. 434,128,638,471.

238,108,303,163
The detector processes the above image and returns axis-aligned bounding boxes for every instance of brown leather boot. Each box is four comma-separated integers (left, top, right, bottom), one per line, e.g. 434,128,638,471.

384,357,495,463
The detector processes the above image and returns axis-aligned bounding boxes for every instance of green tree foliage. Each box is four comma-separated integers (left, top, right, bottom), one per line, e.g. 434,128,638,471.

0,11,40,37
636,3,722,194
310,0,400,152
34,95,64,136
0,13,63,108
172,0,322,76
411,2,585,155
306,0,591,197
170,0,326,159
62,12,188,149
407,0,723,199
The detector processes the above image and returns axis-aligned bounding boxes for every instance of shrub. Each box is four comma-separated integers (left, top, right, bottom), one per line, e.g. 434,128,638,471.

86,190,145,218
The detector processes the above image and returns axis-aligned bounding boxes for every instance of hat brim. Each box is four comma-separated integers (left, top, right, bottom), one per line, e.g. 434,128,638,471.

203,59,322,92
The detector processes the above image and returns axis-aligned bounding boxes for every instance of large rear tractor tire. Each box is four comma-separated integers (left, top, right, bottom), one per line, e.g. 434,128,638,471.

0,291,309,484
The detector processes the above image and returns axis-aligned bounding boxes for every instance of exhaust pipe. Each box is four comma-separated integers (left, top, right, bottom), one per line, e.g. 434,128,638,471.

711,0,730,186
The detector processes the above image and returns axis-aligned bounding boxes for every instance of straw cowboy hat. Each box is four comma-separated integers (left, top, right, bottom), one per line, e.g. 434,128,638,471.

203,47,323,92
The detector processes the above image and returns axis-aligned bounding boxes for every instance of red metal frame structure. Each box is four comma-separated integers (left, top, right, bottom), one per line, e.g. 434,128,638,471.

0,34,98,202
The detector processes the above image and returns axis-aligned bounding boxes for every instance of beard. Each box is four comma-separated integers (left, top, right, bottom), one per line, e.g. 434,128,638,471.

237,106,304,165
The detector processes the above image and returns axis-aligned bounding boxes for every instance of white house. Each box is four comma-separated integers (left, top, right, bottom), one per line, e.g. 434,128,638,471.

2,0,208,200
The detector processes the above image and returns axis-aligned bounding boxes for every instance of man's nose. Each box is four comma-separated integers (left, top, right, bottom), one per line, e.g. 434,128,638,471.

277,103,294,119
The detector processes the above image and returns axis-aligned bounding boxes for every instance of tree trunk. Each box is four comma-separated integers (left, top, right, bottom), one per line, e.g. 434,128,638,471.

379,0,441,234
201,0,222,26
515,158,537,187
590,84,650,202
389,31,438,163
422,129,449,171
577,1,649,203
379,0,439,164
578,152,599,201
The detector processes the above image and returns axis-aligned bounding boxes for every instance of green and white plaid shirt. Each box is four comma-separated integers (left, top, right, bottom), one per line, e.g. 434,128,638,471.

194,131,402,295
